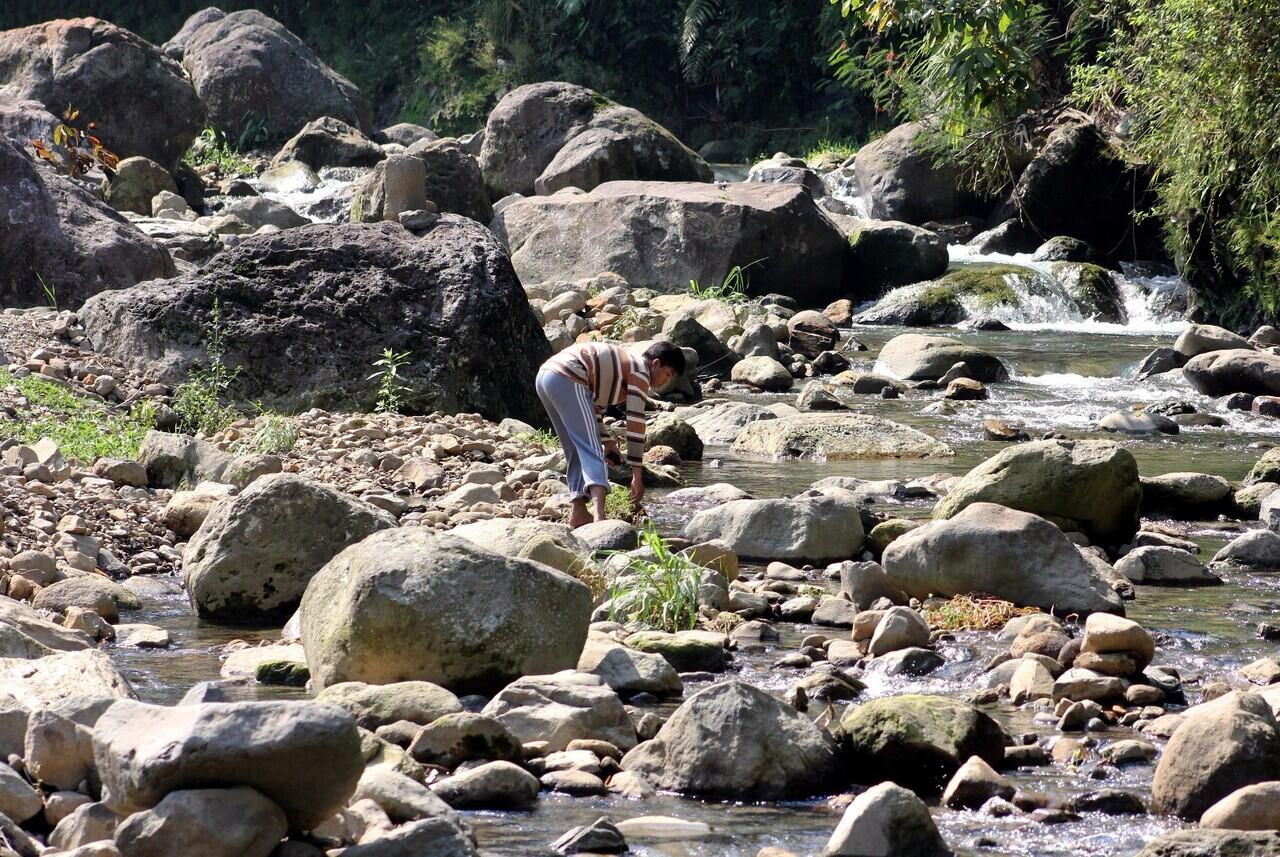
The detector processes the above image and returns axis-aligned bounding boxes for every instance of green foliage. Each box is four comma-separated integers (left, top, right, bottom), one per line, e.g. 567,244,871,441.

687,259,762,303
0,371,155,462
405,16,512,136
368,348,413,414
919,266,1024,310
185,128,256,175
607,524,702,632
235,413,299,455
1073,0,1280,322
34,274,56,311
604,483,639,523
515,428,559,451
804,137,860,163
173,297,242,437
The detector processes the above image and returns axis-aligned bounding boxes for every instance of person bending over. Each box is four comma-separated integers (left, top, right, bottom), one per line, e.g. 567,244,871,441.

535,341,685,528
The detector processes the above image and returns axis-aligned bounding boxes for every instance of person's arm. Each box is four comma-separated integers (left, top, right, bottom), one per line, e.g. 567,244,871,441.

625,374,650,500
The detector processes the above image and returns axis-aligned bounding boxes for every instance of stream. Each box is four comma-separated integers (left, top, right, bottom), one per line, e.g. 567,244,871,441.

161,174,1280,854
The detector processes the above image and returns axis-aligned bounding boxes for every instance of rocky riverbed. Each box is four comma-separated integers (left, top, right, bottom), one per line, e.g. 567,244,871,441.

5,7,1280,857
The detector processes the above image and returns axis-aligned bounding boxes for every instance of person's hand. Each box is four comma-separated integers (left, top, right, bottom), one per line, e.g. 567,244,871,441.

603,441,623,466
630,467,646,503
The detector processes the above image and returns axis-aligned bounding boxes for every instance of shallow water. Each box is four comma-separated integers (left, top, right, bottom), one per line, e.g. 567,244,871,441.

104,246,1280,854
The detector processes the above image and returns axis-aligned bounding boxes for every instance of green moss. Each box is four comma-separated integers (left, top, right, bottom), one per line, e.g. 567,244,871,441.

920,265,1028,310
591,91,617,113
255,660,310,686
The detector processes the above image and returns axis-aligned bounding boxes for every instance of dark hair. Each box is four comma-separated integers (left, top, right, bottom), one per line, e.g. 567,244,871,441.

643,341,687,376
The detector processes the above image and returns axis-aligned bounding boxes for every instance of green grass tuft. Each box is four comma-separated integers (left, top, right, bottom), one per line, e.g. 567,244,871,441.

0,371,155,463
607,525,703,632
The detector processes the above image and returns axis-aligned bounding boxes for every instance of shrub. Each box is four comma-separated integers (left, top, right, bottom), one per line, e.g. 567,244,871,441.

235,413,298,455
607,525,702,632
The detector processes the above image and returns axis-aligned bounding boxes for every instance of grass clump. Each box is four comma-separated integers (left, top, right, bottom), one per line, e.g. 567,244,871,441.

687,259,764,304
607,524,703,632
184,128,256,176
0,370,155,462
234,413,298,455
605,484,640,523
804,138,859,163
921,595,1038,632
173,296,242,437
515,429,559,452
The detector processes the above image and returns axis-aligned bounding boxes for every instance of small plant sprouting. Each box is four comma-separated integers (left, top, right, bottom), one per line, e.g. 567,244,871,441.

35,274,56,311
235,412,298,455
185,128,256,176
30,105,119,178
369,348,413,413
173,296,242,437
607,524,703,632
515,428,559,451
605,483,640,523
687,258,765,303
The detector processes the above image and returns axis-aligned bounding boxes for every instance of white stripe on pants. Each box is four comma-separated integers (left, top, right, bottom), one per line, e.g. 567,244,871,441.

536,369,609,501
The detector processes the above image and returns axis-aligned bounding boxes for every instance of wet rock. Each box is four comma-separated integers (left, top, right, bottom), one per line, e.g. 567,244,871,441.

431,761,540,809
941,755,1014,809
1141,472,1232,513
933,439,1142,545
645,415,703,460
838,217,950,293
1136,829,1280,857
876,334,1008,383
852,121,965,225
882,503,1123,615
1135,347,1181,380
184,473,395,623
1098,408,1179,435
408,712,523,768
1185,349,1280,397
683,493,864,562
620,680,839,799
840,694,1007,793
822,780,952,857
624,630,727,673
1152,692,1280,819
301,530,591,694
93,699,363,831
551,816,627,854
1175,323,1255,359
1070,789,1146,815
1115,546,1221,586
732,413,952,460
1213,530,1280,572
481,672,635,752
113,786,287,857
1200,781,1280,831
868,607,930,656
316,681,462,730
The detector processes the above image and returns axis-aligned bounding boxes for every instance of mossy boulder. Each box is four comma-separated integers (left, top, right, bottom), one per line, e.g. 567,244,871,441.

1051,262,1124,323
839,694,1008,793
1247,448,1280,485
623,630,728,673
853,265,1041,327
933,439,1142,545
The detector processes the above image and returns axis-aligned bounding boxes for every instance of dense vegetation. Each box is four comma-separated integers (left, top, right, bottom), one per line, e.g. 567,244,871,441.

0,0,870,156
830,0,1280,325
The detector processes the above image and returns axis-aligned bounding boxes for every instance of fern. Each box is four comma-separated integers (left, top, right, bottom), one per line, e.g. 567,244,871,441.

679,0,721,83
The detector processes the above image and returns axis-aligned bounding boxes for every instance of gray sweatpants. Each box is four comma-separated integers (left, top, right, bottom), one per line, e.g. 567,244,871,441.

536,369,610,501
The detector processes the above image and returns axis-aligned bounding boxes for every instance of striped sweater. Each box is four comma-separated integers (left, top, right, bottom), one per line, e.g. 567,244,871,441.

543,342,651,467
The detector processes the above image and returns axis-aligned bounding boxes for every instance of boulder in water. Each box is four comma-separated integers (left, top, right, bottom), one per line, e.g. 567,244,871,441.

1175,323,1254,359
875,334,1008,382
80,219,550,422
933,439,1142,545
833,216,949,296
853,121,967,225
493,180,850,306
0,139,175,307
683,402,777,445
882,503,1124,615
182,10,371,141
1184,349,1280,397
731,413,952,460
822,781,952,857
619,680,839,799
683,493,864,562
300,530,592,694
0,17,205,167
1135,829,1280,857
271,116,384,170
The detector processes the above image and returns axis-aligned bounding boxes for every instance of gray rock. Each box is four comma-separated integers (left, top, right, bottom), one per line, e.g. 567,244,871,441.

853,121,964,225
183,473,396,622
431,761,540,809
731,356,793,391
82,219,550,422
933,439,1142,545
1175,323,1254,359
182,10,370,140
408,712,523,768
92,699,363,831
882,503,1123,615
272,116,383,170
493,180,849,306
577,638,682,698
1185,349,1280,397
113,787,286,857
876,334,1008,382
316,681,462,730
684,493,865,562
481,672,635,752
32,576,138,624
0,139,175,307
302,530,591,694
0,649,136,726
620,680,839,799
1135,829,1280,857
1115,546,1221,586
732,413,952,460
1213,530,1280,572
1201,781,1280,831
1152,692,1280,819
822,781,952,856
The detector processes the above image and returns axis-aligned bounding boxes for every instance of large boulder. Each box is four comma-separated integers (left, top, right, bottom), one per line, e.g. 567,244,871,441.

1184,349,1280,397
272,116,384,170
683,402,777,445
684,493,864,562
0,18,204,167
839,694,1007,793
835,216,950,297
353,138,491,223
933,439,1142,545
300,530,592,694
822,781,953,857
853,122,965,225
492,180,849,306
0,649,136,726
875,334,1009,382
1175,323,1254,359
183,474,396,623
93,699,363,832
731,413,953,460
162,7,226,60
478,82,710,198
181,10,371,141
1152,692,1280,819
1136,830,1280,857
0,139,175,307
1013,120,1149,252
619,680,839,799
80,218,550,422
882,503,1124,615
113,786,287,857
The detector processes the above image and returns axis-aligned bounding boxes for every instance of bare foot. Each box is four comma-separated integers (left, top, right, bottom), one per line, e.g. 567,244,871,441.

568,506,592,529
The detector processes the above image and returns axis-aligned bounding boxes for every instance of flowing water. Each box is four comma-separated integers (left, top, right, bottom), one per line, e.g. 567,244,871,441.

155,178,1280,853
